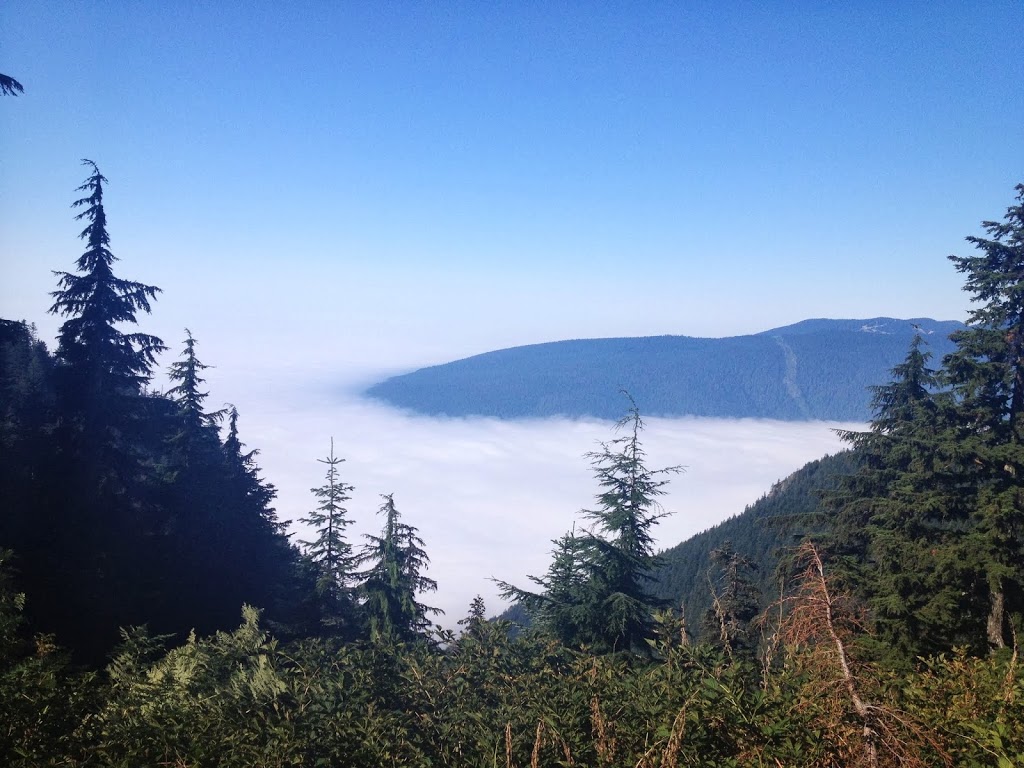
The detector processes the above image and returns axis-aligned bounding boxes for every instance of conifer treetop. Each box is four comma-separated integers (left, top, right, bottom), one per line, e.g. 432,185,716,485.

49,160,165,390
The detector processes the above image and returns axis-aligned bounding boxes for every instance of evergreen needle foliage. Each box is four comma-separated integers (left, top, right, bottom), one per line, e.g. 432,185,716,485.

821,184,1024,657
357,494,440,642
299,439,358,632
50,160,165,395
500,393,683,653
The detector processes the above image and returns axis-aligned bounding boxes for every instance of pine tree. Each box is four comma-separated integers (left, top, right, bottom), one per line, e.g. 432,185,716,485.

702,541,760,655
165,329,224,465
178,404,303,638
831,331,942,546
577,395,683,652
299,439,357,629
498,529,590,646
357,494,440,643
499,394,682,653
941,183,1024,649
825,185,1024,655
35,162,167,660
166,329,222,431
222,405,279,526
457,595,488,641
826,331,983,655
49,161,164,400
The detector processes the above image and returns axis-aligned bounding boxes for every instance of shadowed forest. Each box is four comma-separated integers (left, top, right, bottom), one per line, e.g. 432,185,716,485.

2,160,1024,765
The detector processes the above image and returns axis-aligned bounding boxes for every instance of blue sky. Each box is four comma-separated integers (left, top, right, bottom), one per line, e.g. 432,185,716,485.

4,2,1023,374
2,3,1023,619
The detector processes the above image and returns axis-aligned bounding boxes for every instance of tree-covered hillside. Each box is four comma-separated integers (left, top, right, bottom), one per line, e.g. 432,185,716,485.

651,451,859,639
365,318,963,421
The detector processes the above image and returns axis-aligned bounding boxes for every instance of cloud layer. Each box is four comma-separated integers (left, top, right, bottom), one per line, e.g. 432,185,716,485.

228,374,856,624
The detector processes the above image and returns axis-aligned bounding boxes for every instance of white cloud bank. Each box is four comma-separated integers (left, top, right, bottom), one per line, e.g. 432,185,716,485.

224,371,858,624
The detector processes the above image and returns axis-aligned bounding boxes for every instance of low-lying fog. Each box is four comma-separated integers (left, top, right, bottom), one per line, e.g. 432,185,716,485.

225,365,858,624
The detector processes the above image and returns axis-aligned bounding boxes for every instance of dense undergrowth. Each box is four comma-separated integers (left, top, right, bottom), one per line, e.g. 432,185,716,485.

3,554,1023,768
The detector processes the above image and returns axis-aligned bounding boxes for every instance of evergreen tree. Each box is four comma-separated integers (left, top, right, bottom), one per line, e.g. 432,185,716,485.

702,541,760,655
219,406,299,624
49,160,164,401
826,331,985,655
299,439,357,631
222,405,280,527
357,494,440,643
32,162,167,660
499,529,590,646
456,595,489,642
576,395,683,652
825,185,1024,655
941,183,1024,649
165,329,224,464
500,395,682,653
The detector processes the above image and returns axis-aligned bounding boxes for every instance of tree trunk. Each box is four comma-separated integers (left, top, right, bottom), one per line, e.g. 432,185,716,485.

988,585,1007,650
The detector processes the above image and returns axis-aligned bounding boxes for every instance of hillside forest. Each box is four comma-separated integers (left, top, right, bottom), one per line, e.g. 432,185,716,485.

364,318,965,422
1,163,1023,767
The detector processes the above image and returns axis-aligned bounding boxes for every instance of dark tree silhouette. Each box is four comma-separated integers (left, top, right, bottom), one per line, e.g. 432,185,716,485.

0,73,23,96
50,160,164,398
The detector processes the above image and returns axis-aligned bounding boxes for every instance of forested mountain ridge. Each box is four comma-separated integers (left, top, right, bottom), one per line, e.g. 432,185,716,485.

650,451,859,637
365,317,964,421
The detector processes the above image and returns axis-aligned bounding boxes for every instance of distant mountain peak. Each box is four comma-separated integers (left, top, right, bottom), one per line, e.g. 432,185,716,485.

364,318,965,422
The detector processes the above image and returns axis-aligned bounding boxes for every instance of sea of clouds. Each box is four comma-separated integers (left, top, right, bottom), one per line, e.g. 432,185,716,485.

221,365,858,624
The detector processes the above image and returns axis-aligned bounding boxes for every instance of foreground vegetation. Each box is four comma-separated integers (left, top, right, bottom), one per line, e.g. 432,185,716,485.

1,164,1023,765
3,580,1023,767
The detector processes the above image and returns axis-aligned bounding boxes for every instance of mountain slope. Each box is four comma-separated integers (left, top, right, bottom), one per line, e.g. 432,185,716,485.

365,318,963,421
649,451,859,637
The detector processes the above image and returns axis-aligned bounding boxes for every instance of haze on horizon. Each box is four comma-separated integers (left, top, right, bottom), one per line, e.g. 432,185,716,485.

2,3,1023,619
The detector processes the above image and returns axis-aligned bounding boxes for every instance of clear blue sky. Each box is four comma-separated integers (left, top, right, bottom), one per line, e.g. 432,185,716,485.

2,1,1023,374
3,1,1023,620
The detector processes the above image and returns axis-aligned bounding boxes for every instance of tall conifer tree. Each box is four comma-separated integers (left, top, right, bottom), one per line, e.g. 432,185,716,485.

300,440,357,630
575,395,683,652
36,162,166,660
50,161,164,399
826,186,1024,654
500,395,682,653
165,329,224,466
941,184,1024,649
222,405,280,528
702,541,760,655
357,494,440,642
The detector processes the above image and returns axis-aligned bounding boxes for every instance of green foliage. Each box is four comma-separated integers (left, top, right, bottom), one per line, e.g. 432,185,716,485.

165,329,225,461
941,185,1024,650
62,601,1024,768
653,451,859,643
701,541,760,655
358,494,440,643
0,550,96,767
501,395,682,654
299,439,358,633
821,185,1024,656
0,555,1020,767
